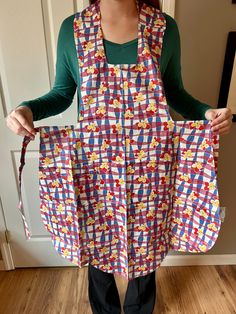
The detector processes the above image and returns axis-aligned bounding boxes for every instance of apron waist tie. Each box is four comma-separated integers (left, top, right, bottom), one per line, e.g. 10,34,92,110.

18,127,40,240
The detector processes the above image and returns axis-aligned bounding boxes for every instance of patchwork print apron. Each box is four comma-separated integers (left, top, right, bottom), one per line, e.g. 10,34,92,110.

17,1,221,280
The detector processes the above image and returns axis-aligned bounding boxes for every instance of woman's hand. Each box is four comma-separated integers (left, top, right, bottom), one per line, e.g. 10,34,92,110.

5,106,36,140
205,107,233,136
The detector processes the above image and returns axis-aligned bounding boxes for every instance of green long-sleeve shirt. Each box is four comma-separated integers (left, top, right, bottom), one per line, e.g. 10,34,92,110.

18,12,212,121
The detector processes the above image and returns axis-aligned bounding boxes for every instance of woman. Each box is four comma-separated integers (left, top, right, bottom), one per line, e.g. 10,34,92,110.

5,0,233,313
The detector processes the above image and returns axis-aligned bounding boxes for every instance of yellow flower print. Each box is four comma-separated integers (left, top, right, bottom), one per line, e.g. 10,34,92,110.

172,135,180,145
199,244,207,252
137,202,146,211
87,241,95,248
95,48,105,59
57,204,64,213
208,182,216,191
207,223,217,231
173,217,181,224
137,223,148,231
75,19,82,28
134,63,146,72
99,83,108,94
150,137,160,148
154,45,161,55
118,205,126,214
190,121,204,129
163,152,171,161
142,46,151,56
137,247,146,254
124,108,134,119
84,10,92,17
91,258,99,265
54,144,62,155
86,217,95,225
38,171,46,179
117,178,125,186
51,216,58,223
120,81,129,90
128,259,135,267
189,191,198,201
148,80,157,91
66,215,73,224
150,190,157,200
137,119,150,129
135,92,145,103
112,98,121,108
112,123,122,133
128,215,135,223
111,236,119,245
101,140,110,150
61,227,68,233
106,192,114,201
183,149,193,159
180,234,188,242
73,140,82,150
180,173,190,182
127,165,135,174
160,202,168,210
146,102,157,114
88,152,99,162
96,105,106,116
154,18,165,27
55,166,62,174
86,66,97,74
87,123,99,131
167,119,174,130
135,150,146,161
67,170,73,182
98,223,109,231
174,197,183,205
41,205,48,213
43,157,52,166
111,66,121,76
84,41,93,51
199,210,208,218
109,251,118,261
144,27,151,37
100,162,110,171
147,209,155,219
200,139,210,150
105,209,114,218
192,161,203,171
146,254,154,261
62,249,69,257
145,6,153,15
95,201,103,211
183,207,193,217
52,180,60,188
211,199,219,207
170,236,178,245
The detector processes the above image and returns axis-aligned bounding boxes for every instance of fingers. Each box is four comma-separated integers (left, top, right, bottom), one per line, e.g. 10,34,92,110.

6,114,35,139
211,109,232,127
211,119,229,132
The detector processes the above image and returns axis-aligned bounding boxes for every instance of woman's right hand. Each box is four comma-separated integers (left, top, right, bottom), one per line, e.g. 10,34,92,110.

5,106,36,140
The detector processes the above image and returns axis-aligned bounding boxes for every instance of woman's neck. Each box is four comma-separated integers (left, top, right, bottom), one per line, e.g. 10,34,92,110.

100,0,138,23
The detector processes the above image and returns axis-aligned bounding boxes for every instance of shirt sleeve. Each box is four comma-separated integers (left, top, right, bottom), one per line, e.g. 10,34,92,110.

17,16,77,121
162,14,213,120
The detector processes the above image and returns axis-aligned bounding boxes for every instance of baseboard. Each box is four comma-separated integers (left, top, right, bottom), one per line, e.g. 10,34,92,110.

0,254,235,271
161,254,236,266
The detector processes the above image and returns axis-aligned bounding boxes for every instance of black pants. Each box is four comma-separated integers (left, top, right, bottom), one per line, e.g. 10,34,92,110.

88,263,157,314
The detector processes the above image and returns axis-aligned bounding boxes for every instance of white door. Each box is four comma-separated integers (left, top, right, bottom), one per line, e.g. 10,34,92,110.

0,0,174,270
0,0,88,269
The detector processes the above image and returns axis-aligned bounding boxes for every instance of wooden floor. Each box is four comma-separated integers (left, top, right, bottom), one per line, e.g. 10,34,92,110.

0,265,235,314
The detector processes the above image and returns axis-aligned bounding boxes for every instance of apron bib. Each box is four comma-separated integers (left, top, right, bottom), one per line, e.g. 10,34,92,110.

17,1,221,280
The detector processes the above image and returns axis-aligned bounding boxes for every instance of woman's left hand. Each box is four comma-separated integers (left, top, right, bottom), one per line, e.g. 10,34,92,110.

205,107,233,136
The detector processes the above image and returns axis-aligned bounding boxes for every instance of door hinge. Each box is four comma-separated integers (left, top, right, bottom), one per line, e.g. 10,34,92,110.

5,230,11,243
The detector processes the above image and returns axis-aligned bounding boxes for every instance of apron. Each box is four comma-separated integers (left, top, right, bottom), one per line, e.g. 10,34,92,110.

17,0,221,280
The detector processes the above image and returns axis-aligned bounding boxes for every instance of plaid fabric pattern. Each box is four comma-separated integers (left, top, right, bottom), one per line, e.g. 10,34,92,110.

17,0,221,280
